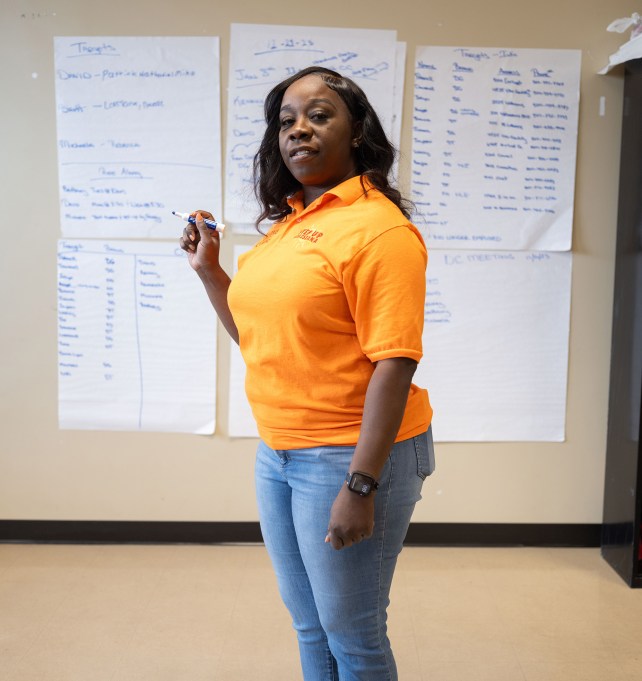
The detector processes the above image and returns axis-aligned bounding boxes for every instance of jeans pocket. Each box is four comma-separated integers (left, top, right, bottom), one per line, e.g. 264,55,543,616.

413,426,436,479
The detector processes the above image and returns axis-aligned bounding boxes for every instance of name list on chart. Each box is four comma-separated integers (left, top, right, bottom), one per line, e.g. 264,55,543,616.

57,240,216,433
411,46,580,251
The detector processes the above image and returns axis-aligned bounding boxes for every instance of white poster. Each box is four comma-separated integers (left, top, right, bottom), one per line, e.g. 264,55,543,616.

58,240,217,433
54,36,222,239
228,244,259,438
411,46,581,251
227,246,571,442
225,23,400,230
415,250,572,442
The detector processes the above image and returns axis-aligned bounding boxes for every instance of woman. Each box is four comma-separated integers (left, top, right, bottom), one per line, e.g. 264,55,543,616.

180,66,434,681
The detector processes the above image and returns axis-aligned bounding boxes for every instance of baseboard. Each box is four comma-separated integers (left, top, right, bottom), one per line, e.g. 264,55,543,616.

0,520,601,547
404,522,601,546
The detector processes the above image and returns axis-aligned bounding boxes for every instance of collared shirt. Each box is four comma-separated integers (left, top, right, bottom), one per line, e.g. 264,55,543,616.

227,175,432,448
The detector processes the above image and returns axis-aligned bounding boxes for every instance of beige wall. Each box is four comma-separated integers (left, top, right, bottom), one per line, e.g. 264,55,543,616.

0,0,635,523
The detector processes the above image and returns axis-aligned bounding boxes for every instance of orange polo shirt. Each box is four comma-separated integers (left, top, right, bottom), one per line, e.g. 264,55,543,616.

227,175,432,449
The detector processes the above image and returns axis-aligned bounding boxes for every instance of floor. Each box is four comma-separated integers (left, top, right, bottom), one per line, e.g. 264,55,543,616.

0,544,641,680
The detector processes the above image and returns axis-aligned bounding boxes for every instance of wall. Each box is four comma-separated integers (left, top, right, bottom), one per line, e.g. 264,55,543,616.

0,0,635,524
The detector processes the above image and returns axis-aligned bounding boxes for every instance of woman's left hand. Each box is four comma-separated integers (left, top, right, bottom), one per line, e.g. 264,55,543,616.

325,484,375,550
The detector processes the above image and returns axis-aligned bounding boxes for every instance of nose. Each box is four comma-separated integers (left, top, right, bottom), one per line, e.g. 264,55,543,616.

289,116,311,140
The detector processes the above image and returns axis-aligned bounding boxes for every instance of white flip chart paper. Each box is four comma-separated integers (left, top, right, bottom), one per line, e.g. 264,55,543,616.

228,244,259,438
225,23,399,229
227,246,571,442
58,240,217,433
54,36,222,239
414,250,572,442
411,46,581,251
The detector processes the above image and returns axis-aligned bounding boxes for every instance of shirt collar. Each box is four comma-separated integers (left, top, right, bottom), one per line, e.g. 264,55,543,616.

286,175,372,219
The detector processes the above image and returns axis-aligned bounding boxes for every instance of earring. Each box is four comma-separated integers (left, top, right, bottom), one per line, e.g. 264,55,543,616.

352,139,360,148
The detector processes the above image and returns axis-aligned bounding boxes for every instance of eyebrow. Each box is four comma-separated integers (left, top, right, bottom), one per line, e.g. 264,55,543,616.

279,97,337,113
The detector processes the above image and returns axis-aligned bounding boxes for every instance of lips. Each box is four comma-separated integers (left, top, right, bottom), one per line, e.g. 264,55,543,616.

289,146,317,159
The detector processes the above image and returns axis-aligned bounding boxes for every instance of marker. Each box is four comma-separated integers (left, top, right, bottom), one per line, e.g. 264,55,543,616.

172,211,225,233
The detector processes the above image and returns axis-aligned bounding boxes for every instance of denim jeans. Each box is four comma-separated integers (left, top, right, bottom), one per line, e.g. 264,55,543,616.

255,427,434,681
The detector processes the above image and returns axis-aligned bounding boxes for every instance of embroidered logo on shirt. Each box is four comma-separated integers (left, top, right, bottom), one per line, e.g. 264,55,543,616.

256,227,280,247
294,228,324,244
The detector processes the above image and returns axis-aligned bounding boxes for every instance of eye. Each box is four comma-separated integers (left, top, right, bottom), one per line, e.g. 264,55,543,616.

310,110,329,122
279,117,294,129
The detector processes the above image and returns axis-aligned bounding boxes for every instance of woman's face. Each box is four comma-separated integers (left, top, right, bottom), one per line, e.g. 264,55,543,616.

278,74,359,206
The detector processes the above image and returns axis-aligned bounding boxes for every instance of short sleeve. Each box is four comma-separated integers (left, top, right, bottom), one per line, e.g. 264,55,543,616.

342,226,427,363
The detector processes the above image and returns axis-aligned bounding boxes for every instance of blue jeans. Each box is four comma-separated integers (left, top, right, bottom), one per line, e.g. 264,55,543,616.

255,428,434,681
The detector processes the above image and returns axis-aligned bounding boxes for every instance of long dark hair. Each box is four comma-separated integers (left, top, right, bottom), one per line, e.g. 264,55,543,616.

252,66,412,228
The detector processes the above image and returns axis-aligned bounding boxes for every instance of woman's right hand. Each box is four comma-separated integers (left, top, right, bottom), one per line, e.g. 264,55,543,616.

179,210,222,275
178,210,239,343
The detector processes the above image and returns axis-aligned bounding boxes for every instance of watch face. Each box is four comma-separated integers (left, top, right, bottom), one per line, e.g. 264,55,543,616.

349,473,372,495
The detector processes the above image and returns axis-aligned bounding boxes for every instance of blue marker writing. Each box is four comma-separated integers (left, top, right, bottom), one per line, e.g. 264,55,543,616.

172,211,225,233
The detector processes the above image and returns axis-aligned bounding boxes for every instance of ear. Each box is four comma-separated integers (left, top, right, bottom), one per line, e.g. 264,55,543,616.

351,121,363,148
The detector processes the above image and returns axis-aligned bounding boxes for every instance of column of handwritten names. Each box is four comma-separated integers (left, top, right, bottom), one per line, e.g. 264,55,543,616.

411,46,580,251
58,243,142,429
57,241,216,433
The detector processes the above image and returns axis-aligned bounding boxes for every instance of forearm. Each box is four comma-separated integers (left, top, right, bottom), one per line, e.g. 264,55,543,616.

197,267,239,344
349,357,418,479
325,356,417,549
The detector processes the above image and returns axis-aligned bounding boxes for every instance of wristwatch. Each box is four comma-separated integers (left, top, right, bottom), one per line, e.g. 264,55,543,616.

345,471,379,497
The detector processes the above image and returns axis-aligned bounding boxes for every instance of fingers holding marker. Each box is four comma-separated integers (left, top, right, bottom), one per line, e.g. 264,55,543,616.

194,212,212,240
173,210,225,234
177,209,224,256
179,225,197,252
179,226,195,252
177,209,225,275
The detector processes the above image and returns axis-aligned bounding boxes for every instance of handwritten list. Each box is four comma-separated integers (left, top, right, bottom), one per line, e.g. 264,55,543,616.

415,250,572,441
411,46,580,250
54,37,222,238
58,240,217,433
225,23,400,227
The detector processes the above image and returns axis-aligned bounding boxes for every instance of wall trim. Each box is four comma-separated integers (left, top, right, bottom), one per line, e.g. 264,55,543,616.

0,521,601,546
